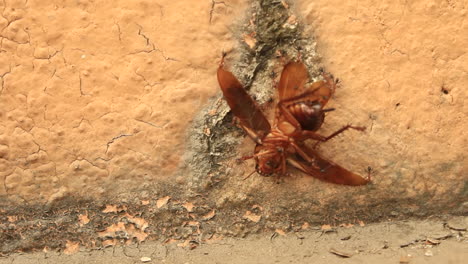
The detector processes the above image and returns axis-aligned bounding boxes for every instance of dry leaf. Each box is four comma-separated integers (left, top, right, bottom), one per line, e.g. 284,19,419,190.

78,213,90,226
7,216,17,222
243,211,261,223
177,240,190,248
126,224,148,242
177,240,198,250
358,220,365,227
64,241,80,255
102,204,118,213
243,33,256,49
165,238,178,244
102,239,116,247
182,202,195,212
202,210,216,221
285,15,297,26
187,221,200,227
275,229,286,236
98,221,148,242
141,200,150,205
124,213,149,231
301,222,310,230
98,222,126,238
205,234,224,244
156,196,171,208
329,248,353,258
321,224,332,231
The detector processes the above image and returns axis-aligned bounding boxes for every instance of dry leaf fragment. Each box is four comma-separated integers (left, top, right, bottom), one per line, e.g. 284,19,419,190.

202,210,216,221
183,202,195,212
102,204,127,213
124,213,149,231
177,240,190,248
275,229,286,236
321,224,332,231
329,248,353,258
243,211,261,223
301,222,310,230
64,241,80,255
98,221,148,242
187,221,200,227
284,15,297,27
243,33,256,49
102,239,116,247
78,213,90,226
205,234,224,244
7,216,17,222
102,204,118,213
156,196,170,208
141,200,150,205
98,222,126,238
358,220,365,227
165,238,178,244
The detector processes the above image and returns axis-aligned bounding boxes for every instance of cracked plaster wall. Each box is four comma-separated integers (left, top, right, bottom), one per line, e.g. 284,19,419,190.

296,0,466,181
0,0,466,205
0,0,248,202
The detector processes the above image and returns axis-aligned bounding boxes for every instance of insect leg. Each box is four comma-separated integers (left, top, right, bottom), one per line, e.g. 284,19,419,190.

312,125,366,148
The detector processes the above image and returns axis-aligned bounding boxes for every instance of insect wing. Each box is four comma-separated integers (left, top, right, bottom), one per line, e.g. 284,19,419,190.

278,61,309,100
289,147,369,186
279,61,335,106
217,65,271,138
306,73,335,107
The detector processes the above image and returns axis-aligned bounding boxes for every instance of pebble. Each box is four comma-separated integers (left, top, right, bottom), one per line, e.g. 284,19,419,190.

140,256,152,262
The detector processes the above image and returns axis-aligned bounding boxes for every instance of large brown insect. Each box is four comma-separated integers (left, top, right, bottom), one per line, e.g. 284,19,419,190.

217,53,370,185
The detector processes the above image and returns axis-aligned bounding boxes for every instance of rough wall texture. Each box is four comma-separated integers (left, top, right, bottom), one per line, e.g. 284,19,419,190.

0,0,247,202
296,0,467,200
0,0,466,255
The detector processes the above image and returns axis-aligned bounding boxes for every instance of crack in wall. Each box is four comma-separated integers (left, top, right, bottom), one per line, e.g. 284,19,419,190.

209,0,227,24
105,134,134,154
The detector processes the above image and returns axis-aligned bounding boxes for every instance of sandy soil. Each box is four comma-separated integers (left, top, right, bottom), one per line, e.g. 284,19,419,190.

1,217,466,264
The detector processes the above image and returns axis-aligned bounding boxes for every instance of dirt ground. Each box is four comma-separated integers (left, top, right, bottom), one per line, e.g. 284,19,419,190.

1,217,466,264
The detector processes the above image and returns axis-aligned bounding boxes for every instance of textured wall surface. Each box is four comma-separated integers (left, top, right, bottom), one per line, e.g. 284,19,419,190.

0,0,466,255
0,0,247,202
